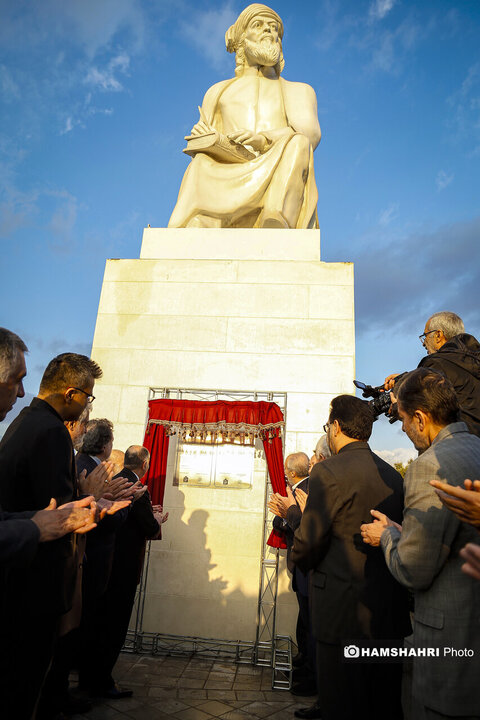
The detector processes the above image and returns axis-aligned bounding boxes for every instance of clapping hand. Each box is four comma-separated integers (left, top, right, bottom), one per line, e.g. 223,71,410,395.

430,478,480,528
102,475,136,501
32,496,98,541
96,497,131,520
295,488,308,513
78,461,114,500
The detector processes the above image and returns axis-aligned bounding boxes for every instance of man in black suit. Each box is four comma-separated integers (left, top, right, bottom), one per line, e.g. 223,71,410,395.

0,351,102,719
269,452,315,695
0,329,98,570
290,395,411,720
75,418,134,699
90,445,168,695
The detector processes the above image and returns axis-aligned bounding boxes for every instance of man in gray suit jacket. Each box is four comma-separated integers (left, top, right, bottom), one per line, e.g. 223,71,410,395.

361,367,480,719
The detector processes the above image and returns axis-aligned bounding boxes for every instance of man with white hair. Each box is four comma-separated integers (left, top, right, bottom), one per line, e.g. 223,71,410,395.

269,452,316,695
168,3,321,229
385,311,480,436
309,433,331,473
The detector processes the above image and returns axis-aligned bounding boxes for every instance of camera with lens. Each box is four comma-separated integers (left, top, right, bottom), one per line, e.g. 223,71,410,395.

354,374,406,423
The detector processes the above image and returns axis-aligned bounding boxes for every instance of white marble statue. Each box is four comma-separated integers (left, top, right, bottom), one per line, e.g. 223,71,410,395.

168,3,321,230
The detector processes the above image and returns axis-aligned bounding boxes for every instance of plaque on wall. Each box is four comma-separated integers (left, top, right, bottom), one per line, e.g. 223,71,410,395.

213,444,254,489
175,444,214,488
174,442,254,490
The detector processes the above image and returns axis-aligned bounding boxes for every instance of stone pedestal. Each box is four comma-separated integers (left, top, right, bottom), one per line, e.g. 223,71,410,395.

90,227,355,640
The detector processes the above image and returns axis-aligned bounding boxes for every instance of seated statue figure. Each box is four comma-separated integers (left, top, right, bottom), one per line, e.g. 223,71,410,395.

168,3,321,230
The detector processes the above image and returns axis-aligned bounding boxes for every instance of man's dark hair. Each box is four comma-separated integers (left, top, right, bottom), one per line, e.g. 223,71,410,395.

0,327,28,382
329,395,374,441
396,368,459,426
81,418,113,455
124,446,150,470
39,353,102,393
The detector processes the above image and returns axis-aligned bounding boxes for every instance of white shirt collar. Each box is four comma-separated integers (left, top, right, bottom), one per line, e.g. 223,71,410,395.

291,476,308,491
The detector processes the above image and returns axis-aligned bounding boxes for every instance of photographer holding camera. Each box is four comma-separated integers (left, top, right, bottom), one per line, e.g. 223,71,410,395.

385,311,480,436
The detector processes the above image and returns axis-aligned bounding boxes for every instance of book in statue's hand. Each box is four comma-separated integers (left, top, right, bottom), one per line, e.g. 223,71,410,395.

183,130,256,163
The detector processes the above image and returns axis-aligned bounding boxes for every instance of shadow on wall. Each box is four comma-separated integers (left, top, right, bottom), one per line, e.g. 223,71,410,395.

138,488,296,642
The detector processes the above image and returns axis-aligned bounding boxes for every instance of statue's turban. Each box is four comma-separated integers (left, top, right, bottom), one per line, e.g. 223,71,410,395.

225,4,284,53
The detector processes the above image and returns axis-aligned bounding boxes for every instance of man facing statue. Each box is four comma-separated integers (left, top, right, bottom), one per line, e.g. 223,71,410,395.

168,4,321,230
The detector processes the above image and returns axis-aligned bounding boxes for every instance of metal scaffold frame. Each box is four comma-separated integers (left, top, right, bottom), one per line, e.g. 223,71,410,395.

124,386,291,689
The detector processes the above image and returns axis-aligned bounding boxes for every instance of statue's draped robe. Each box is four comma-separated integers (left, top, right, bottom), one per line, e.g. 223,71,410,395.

168,77,321,229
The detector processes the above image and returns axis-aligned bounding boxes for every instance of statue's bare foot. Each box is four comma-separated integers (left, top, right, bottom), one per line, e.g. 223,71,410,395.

258,210,289,229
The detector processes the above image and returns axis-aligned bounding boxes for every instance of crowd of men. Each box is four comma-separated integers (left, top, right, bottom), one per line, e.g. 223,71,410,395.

0,328,168,719
1,310,480,720
268,311,480,720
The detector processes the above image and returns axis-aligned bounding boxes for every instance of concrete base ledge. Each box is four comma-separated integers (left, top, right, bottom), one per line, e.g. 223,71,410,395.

140,227,321,261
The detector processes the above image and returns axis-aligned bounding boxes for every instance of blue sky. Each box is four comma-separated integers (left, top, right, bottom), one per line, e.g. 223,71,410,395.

1,0,479,460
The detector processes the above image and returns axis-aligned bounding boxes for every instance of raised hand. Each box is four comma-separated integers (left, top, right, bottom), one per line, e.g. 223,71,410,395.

295,488,308,513
32,496,98,541
102,475,135,501
96,497,131,520
78,461,115,500
460,542,480,581
430,478,480,528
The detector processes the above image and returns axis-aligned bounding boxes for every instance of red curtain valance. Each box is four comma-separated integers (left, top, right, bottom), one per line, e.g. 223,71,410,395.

142,399,287,548
146,399,284,443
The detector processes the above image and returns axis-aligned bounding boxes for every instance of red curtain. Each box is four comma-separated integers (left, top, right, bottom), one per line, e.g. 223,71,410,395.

142,422,169,506
142,399,287,547
263,433,288,548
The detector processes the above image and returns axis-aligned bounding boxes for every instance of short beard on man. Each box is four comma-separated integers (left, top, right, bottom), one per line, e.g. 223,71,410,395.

243,36,281,67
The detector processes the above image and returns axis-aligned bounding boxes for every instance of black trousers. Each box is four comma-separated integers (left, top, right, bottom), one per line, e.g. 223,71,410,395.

296,590,310,658
0,612,59,719
316,641,403,720
89,573,138,691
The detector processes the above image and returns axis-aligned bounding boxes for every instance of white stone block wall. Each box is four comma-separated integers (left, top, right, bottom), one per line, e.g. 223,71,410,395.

90,228,355,641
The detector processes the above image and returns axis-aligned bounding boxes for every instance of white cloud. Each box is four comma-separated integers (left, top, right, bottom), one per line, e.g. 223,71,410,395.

371,31,395,71
315,0,355,53
369,19,420,73
447,62,480,155
46,191,79,252
85,53,130,92
378,202,399,227
0,64,20,102
436,169,454,192
181,3,238,71
0,154,39,238
374,447,416,466
61,116,75,135
315,0,423,76
369,0,396,22
350,214,480,335
0,0,146,59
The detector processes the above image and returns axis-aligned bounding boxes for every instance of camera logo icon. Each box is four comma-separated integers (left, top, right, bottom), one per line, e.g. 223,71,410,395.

344,644,360,658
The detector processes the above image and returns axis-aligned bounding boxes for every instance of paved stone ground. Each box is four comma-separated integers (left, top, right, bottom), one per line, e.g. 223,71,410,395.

70,652,314,719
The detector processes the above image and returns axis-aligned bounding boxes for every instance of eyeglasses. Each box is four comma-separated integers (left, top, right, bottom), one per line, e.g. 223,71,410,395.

323,422,330,433
418,329,439,344
71,387,95,403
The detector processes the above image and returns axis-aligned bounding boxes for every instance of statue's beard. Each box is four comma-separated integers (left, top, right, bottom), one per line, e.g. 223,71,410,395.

243,37,281,68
